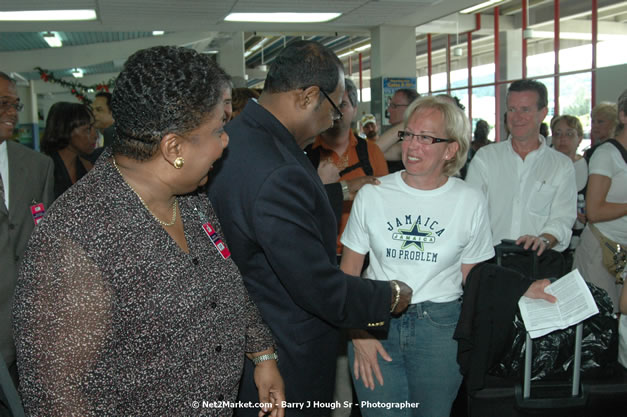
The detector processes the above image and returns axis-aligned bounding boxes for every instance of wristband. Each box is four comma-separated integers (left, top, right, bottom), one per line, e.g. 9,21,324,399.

390,280,401,313
252,352,278,365
340,181,350,200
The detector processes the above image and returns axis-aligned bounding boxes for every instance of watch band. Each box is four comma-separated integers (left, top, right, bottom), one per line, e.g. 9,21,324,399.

252,352,278,365
340,181,350,200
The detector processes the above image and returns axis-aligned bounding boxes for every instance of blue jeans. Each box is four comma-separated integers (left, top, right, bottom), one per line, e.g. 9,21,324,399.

348,300,463,417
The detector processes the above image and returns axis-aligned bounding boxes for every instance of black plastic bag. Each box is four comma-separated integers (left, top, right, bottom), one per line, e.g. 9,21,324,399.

490,282,619,380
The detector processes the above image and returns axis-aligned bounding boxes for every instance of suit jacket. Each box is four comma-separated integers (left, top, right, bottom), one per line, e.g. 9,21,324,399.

0,141,54,368
208,101,391,416
453,263,531,394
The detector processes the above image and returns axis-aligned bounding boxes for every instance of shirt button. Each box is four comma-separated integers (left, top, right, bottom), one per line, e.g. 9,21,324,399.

210,302,217,309
215,345,222,352
192,258,199,265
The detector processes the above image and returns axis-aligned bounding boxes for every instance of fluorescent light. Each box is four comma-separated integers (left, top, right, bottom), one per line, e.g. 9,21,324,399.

0,9,97,21
71,68,84,78
225,12,341,23
460,0,505,14
337,44,371,59
42,32,62,48
152,30,165,36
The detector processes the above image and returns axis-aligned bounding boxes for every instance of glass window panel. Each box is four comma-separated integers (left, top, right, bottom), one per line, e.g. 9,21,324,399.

470,86,496,141
558,72,592,154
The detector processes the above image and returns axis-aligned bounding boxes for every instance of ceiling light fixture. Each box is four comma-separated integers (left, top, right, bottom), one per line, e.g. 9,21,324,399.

71,68,84,78
0,9,97,21
460,0,505,14
225,12,341,23
152,30,165,36
42,32,62,48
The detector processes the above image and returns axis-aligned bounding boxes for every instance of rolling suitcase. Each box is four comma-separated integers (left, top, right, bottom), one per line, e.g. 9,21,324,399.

465,242,587,417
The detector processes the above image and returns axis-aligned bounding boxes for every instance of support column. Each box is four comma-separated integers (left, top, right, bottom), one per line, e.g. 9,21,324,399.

497,30,524,140
370,25,417,127
217,32,246,88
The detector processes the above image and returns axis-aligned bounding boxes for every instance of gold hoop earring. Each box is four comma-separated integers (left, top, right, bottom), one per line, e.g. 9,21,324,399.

174,157,184,169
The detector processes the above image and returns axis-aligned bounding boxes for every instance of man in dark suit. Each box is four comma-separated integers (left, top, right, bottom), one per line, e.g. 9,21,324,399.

208,41,411,416
0,72,54,384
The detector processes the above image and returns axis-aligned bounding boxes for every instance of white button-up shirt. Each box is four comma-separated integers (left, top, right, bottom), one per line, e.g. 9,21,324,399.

0,140,9,209
466,136,577,252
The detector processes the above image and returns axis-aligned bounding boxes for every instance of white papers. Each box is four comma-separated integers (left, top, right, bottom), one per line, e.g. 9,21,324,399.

518,269,599,339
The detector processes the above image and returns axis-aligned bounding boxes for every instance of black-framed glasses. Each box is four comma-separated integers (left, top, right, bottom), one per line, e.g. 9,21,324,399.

398,131,454,145
0,99,24,113
319,89,343,121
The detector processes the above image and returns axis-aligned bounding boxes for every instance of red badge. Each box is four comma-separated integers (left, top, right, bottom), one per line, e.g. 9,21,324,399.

202,222,231,259
30,203,45,226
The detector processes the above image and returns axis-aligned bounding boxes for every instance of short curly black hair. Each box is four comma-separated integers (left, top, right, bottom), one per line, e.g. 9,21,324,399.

40,102,93,155
111,46,231,161
263,40,343,99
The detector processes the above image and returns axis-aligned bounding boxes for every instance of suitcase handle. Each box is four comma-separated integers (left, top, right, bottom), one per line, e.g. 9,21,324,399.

495,242,539,280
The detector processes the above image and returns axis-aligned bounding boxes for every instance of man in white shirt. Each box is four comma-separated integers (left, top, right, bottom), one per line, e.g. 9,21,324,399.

466,79,577,255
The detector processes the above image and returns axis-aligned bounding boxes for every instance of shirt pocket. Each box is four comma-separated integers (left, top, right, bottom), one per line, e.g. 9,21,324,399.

528,180,557,217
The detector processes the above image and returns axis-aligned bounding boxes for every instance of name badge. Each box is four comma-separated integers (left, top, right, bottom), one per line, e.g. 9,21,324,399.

30,203,46,226
202,222,231,260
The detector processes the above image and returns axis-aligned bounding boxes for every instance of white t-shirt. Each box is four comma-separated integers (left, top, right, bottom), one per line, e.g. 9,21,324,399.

465,137,577,251
341,172,495,304
589,142,627,244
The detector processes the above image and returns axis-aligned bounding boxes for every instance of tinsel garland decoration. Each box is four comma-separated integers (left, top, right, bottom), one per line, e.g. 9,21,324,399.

35,67,115,105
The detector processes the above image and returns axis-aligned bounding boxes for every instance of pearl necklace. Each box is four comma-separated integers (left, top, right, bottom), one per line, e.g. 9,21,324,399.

112,157,178,227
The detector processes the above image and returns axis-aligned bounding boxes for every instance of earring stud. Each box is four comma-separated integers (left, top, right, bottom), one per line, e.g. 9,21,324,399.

174,157,184,169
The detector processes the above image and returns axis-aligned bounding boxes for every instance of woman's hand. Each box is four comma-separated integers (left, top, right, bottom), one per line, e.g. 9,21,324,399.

350,330,392,391
252,355,285,417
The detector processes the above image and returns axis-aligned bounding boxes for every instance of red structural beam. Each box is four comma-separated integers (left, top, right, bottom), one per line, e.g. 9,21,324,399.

494,6,501,141
554,0,560,116
591,0,598,109
522,0,528,79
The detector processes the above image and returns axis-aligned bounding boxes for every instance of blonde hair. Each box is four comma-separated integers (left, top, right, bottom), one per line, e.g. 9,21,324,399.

591,102,618,136
403,96,470,177
550,115,583,138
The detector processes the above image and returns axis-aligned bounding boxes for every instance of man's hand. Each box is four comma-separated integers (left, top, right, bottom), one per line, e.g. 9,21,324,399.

317,160,340,184
523,278,557,304
345,176,381,200
515,234,552,256
390,280,412,315
253,357,285,417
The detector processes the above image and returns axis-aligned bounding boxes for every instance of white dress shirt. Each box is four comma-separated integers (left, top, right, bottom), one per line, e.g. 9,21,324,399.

0,140,9,209
466,136,577,252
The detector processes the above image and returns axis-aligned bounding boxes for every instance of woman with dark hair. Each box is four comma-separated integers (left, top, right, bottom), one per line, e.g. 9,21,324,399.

14,46,284,417
40,102,98,199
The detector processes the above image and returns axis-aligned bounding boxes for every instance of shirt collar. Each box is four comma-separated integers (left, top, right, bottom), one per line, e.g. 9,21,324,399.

312,129,357,152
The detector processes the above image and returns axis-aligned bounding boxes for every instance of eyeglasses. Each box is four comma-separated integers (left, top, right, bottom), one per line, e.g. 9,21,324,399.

0,99,24,112
398,131,454,145
319,89,343,121
388,102,409,110
553,130,578,139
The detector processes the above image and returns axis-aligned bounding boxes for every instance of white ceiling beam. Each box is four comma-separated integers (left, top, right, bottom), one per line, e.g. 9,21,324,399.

0,32,218,74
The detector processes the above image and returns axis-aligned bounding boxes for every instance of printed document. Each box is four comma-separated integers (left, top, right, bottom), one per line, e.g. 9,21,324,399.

518,269,599,338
